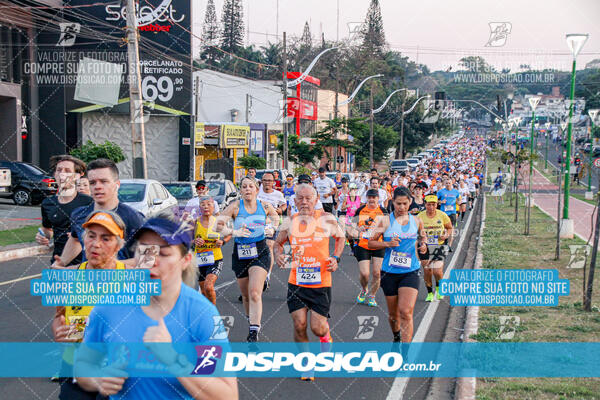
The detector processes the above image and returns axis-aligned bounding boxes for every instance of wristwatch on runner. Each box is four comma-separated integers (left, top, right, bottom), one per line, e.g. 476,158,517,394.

332,255,340,263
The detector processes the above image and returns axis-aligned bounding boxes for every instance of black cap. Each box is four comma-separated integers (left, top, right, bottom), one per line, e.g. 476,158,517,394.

297,174,311,184
195,180,206,188
366,189,379,197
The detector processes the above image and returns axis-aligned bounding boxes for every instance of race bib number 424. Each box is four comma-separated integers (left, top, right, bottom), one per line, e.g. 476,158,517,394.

296,266,322,285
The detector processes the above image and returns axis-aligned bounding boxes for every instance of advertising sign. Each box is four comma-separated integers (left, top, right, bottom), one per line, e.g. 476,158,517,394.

221,125,249,149
31,0,192,115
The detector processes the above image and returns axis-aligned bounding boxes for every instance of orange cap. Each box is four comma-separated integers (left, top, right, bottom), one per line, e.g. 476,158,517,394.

82,212,124,239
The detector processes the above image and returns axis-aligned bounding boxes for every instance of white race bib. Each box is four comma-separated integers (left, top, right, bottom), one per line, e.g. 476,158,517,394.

427,235,439,245
296,265,322,285
237,243,258,259
196,251,215,267
445,204,455,212
389,251,411,269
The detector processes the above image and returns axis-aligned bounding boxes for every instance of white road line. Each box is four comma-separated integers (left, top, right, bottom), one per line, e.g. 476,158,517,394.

386,198,477,400
215,279,236,290
0,273,41,286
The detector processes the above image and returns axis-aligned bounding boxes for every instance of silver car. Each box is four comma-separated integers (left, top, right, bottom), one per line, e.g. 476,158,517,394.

118,179,178,217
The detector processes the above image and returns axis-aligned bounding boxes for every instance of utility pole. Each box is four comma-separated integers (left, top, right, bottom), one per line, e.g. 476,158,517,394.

399,94,406,159
193,76,200,180
555,165,562,260
125,0,147,178
282,32,288,170
584,174,600,311
333,65,339,171
526,112,535,235
245,93,250,122
369,89,374,169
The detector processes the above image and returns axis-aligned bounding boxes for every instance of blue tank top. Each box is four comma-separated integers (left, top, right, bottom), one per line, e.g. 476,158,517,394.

382,213,421,274
234,199,267,243
282,185,295,200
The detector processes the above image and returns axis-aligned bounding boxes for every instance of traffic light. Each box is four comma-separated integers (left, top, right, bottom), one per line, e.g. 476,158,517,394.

574,157,581,166
497,95,502,113
21,132,27,140
434,91,446,111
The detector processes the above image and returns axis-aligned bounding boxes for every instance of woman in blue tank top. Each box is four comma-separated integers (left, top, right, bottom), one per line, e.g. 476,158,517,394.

368,187,427,343
217,177,279,342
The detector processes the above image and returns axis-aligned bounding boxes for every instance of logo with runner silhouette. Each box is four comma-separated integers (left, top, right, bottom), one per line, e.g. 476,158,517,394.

567,245,590,269
354,316,379,340
497,316,520,339
210,316,234,340
192,345,222,375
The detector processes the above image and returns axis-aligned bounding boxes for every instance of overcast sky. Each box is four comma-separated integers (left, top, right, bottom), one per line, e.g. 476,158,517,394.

192,0,600,72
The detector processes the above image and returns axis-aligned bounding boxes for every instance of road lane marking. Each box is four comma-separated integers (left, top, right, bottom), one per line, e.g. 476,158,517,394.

386,197,478,400
215,279,236,290
0,273,41,286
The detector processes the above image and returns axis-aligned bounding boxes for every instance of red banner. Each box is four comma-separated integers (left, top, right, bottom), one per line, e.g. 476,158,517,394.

286,98,317,121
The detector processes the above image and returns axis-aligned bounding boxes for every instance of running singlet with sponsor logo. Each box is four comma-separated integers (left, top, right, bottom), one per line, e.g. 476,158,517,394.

194,216,223,263
381,213,420,274
287,211,332,288
355,205,388,249
234,199,266,243
418,210,451,246
437,188,460,215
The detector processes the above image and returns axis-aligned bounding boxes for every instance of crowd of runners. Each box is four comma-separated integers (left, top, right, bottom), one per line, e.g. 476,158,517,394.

37,135,486,396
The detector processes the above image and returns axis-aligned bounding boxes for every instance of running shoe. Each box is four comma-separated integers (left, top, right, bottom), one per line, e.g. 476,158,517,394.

247,330,258,342
263,276,270,292
366,295,378,307
425,292,434,302
300,370,315,381
356,290,367,304
436,291,444,300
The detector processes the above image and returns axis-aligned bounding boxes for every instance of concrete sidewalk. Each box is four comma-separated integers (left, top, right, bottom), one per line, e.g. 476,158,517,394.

521,167,595,242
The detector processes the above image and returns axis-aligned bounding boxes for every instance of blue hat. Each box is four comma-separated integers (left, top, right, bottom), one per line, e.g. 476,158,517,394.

135,217,193,249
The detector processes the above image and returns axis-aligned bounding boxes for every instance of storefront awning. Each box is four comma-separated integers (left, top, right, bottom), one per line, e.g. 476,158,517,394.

69,98,189,116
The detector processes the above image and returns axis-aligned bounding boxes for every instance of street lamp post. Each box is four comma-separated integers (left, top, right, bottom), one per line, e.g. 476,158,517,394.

338,74,383,169
544,121,551,171
526,96,541,235
587,109,599,199
282,45,338,169
562,33,589,238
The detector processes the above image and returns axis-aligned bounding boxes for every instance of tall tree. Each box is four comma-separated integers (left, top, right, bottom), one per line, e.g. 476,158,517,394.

220,0,244,54
300,21,312,50
200,0,220,63
360,0,387,55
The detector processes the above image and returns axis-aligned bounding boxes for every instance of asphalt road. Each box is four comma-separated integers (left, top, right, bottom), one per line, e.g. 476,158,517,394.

0,202,481,400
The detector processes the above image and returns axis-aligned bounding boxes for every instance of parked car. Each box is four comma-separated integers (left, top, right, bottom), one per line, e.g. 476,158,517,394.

118,179,178,217
162,182,196,206
593,146,600,157
255,169,289,182
0,161,57,205
205,179,240,209
406,158,419,169
0,167,11,197
389,159,409,172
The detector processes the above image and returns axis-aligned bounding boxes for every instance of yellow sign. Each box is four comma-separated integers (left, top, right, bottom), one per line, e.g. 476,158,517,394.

194,122,205,148
221,125,249,149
